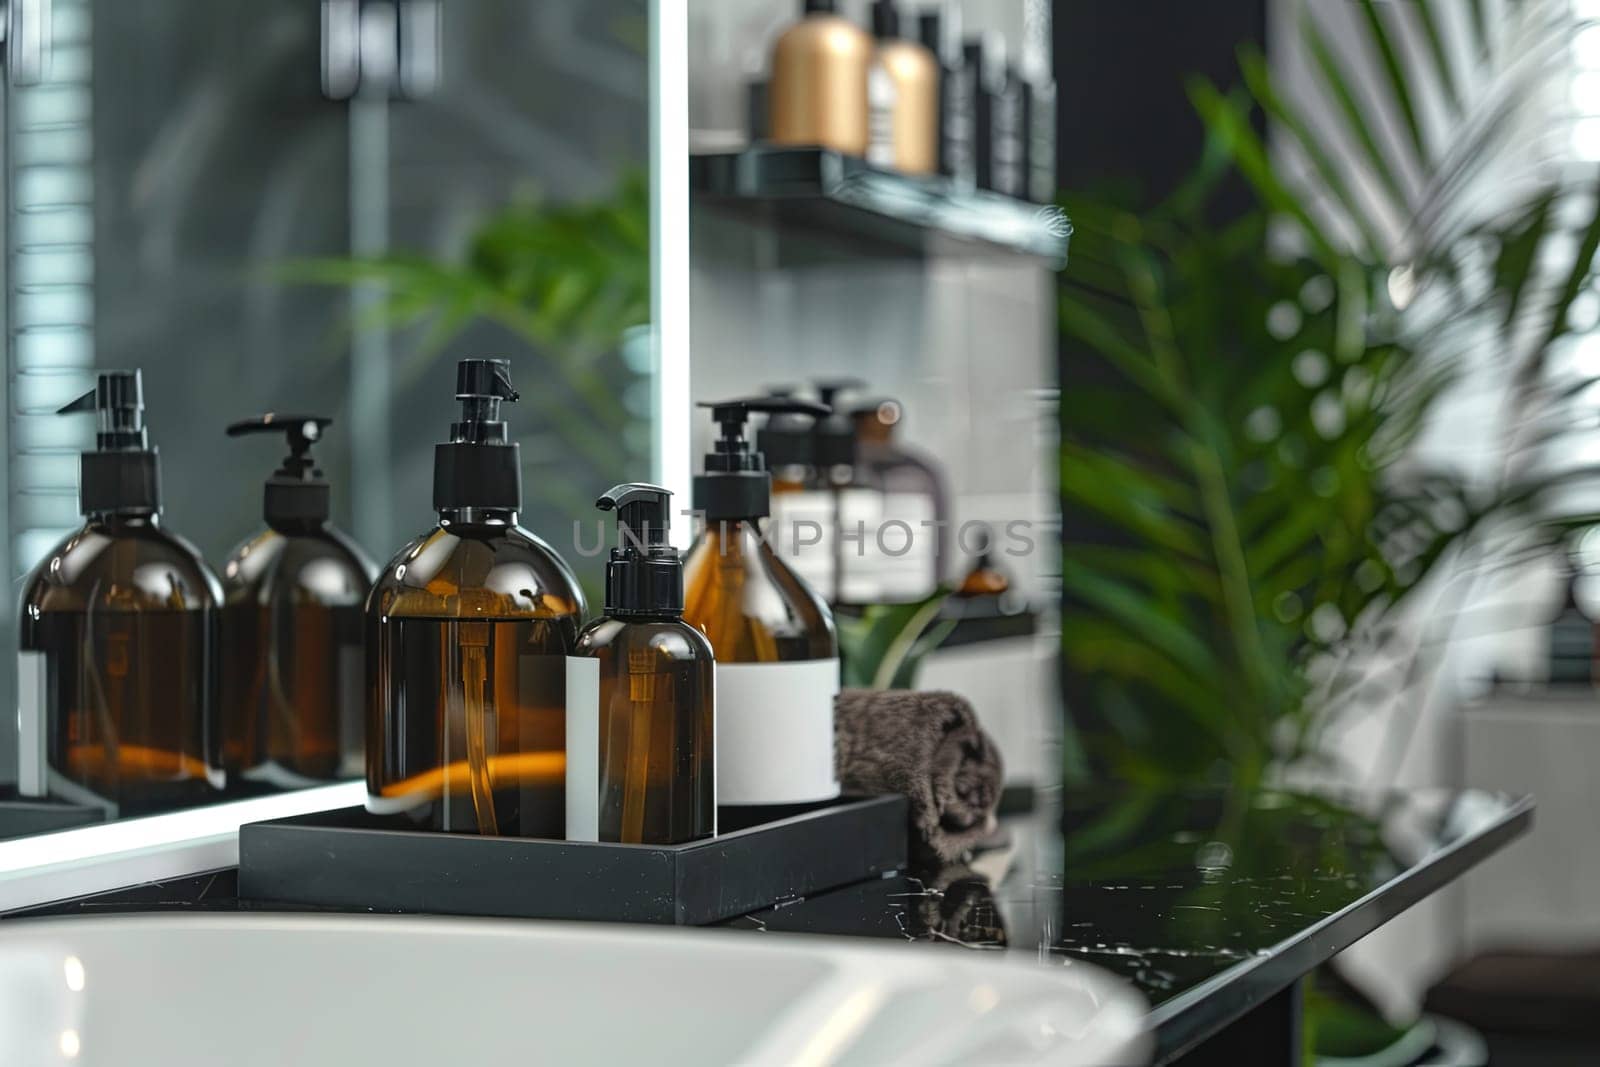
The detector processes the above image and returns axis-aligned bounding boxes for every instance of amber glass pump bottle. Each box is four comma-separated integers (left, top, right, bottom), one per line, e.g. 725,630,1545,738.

682,397,840,808
569,483,714,844
219,414,375,790
366,358,587,837
18,370,224,815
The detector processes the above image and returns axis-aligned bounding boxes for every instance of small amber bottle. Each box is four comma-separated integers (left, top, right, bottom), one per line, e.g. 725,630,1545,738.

568,484,714,844
366,359,587,837
682,398,841,808
219,415,375,789
18,370,224,815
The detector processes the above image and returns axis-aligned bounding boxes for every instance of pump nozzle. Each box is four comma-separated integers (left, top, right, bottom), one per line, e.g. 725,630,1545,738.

699,396,830,463
813,377,866,408
58,370,148,451
694,396,831,521
227,414,330,476
597,482,682,616
434,358,524,513
598,482,674,548
812,378,866,470
57,370,161,516
755,386,825,470
227,414,335,528
451,358,519,445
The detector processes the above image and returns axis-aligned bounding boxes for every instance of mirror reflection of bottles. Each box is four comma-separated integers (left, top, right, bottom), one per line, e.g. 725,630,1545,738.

366,359,587,837
838,399,948,604
759,387,834,598
812,378,867,603
219,415,376,791
683,398,841,808
918,5,976,186
769,0,872,156
18,371,224,816
865,0,938,175
968,33,1027,197
1547,539,1600,685
568,484,715,845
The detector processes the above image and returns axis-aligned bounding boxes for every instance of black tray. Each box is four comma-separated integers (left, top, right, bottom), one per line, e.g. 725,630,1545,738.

238,795,909,926
0,791,107,841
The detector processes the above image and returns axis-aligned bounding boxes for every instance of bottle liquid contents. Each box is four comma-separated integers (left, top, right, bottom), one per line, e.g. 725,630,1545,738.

219,415,376,789
569,484,715,845
18,370,224,815
682,397,841,807
366,358,587,836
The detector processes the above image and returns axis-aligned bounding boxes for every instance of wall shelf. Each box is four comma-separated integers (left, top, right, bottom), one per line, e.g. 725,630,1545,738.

691,147,1070,266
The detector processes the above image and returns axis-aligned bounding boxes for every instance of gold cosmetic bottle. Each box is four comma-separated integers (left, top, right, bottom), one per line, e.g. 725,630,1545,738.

219,415,375,789
769,0,873,155
18,370,224,815
682,398,841,808
867,0,939,174
366,359,587,837
568,484,714,845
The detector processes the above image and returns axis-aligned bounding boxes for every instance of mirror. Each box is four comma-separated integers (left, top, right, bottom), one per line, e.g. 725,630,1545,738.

0,0,674,894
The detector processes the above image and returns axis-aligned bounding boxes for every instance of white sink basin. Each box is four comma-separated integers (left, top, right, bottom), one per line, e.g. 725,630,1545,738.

0,914,1149,1066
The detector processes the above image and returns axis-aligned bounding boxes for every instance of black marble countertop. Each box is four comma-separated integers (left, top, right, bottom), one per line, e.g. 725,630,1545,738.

5,784,1532,1064
733,785,1532,1062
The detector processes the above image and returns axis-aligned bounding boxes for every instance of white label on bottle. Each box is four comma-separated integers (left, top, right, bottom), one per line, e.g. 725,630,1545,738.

337,644,365,778
17,650,45,797
564,656,600,842
772,490,836,597
867,65,897,167
875,492,937,601
716,658,840,805
836,488,883,604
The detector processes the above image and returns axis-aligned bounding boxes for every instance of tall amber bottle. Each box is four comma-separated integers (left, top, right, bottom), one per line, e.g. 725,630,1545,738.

366,359,587,837
769,0,873,155
18,370,224,815
568,484,714,844
219,415,375,789
682,398,840,808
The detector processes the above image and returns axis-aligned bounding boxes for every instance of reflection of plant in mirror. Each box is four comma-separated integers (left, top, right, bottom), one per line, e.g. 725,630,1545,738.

1060,0,1600,790
837,587,955,690
284,171,650,519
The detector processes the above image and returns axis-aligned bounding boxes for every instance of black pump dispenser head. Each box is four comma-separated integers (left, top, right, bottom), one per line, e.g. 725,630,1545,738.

871,0,903,39
433,358,523,514
813,377,866,469
598,482,681,616
227,414,334,529
694,396,830,521
57,370,161,516
756,385,822,470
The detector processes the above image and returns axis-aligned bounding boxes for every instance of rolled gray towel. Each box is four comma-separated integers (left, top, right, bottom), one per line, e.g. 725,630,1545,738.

834,689,1004,863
